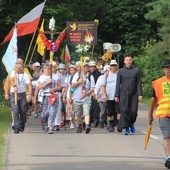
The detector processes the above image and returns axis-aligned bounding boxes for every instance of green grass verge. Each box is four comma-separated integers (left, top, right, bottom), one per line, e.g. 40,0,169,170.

140,97,151,106
0,105,11,170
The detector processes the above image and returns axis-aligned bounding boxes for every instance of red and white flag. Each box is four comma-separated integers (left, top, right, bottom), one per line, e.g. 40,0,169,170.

1,1,46,44
65,45,71,62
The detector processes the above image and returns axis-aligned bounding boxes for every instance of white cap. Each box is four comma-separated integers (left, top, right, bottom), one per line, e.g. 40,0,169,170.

75,61,80,66
34,62,40,67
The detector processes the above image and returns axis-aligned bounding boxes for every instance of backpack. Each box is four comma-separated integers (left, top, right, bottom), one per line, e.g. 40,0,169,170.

69,72,91,85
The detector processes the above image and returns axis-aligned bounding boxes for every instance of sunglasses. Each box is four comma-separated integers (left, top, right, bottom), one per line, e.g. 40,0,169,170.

110,65,117,67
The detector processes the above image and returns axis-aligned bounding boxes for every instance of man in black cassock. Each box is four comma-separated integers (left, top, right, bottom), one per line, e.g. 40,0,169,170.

115,56,143,135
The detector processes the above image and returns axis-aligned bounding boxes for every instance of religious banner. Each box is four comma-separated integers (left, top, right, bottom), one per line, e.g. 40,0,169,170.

66,22,97,45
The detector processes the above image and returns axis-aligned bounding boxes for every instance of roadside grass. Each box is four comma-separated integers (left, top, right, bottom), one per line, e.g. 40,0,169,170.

140,97,151,106
0,105,11,170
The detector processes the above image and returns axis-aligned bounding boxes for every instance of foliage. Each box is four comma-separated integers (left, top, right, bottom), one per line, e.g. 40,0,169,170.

131,0,170,98
0,0,169,96
145,0,170,57
0,0,157,66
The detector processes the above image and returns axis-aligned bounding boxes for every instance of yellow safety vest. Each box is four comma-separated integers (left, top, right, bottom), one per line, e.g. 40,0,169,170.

152,76,170,118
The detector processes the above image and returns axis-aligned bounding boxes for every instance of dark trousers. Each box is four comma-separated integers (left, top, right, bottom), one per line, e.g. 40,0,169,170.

106,100,117,126
10,92,27,130
90,98,100,123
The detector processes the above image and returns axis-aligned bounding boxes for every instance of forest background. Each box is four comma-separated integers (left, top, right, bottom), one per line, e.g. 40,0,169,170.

0,0,170,100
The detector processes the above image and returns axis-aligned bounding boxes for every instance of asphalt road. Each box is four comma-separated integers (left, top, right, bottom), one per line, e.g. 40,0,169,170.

4,104,166,170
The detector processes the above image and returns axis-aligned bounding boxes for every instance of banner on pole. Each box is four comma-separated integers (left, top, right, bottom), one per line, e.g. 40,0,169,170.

66,22,97,45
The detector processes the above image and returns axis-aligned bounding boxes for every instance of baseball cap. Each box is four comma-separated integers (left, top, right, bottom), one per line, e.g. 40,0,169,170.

34,62,40,67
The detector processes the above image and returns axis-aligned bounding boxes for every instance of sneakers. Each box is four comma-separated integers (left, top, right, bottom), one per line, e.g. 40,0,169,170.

37,113,41,118
76,127,82,133
165,158,170,169
48,128,53,134
70,124,75,129
130,124,136,133
34,113,38,118
124,128,130,135
85,127,91,134
11,122,14,130
20,126,25,132
108,126,114,132
14,129,20,134
93,120,99,127
100,121,104,129
54,126,60,131
107,122,111,131
42,124,48,132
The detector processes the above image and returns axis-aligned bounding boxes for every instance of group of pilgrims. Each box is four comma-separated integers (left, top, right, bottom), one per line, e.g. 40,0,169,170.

3,56,143,135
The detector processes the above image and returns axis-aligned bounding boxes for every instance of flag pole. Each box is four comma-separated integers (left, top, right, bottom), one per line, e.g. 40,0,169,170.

90,45,95,60
28,42,37,65
24,30,37,65
14,71,17,105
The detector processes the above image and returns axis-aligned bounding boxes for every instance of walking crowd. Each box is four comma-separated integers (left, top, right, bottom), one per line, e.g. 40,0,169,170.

3,56,170,168
3,56,142,135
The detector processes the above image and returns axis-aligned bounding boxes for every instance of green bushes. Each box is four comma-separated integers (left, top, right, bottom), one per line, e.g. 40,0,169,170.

133,48,165,99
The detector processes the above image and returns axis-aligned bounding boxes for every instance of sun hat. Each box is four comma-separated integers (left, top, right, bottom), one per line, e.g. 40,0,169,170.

58,63,66,69
110,60,118,65
89,61,96,67
83,62,89,66
69,65,75,69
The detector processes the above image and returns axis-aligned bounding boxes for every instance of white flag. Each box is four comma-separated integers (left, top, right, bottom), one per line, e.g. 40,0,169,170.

2,27,18,74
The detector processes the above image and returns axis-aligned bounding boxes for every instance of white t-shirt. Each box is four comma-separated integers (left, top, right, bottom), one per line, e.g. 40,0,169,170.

38,74,60,96
10,71,31,93
52,72,60,82
56,71,66,88
65,74,71,99
101,71,117,100
72,72,95,102
94,74,105,101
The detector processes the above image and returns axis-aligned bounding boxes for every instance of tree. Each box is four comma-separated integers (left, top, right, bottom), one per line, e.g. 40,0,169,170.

133,0,170,97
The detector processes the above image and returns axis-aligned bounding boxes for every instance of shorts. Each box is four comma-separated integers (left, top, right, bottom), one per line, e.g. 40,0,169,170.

159,117,170,139
74,99,91,117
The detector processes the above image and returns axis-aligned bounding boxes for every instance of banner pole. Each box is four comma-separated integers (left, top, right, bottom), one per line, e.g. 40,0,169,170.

24,30,37,65
28,42,37,65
